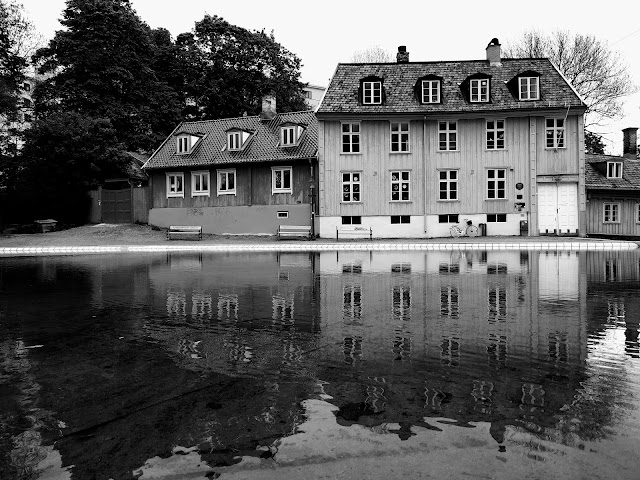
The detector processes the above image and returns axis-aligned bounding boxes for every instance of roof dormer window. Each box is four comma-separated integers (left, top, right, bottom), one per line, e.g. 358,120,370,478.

280,124,304,147
360,76,384,105
519,76,539,100
470,78,489,103
607,161,623,179
226,129,252,151
176,134,202,154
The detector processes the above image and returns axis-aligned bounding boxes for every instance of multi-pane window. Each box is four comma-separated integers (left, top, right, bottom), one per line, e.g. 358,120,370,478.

281,126,297,146
390,122,410,152
191,171,210,197
421,80,440,103
438,214,459,223
438,121,457,151
487,169,506,199
486,120,505,149
391,171,410,201
217,169,236,195
607,161,623,178
272,167,292,194
177,136,190,154
439,170,458,200
166,172,184,198
228,132,242,151
519,77,539,100
363,81,382,104
470,78,489,102
342,122,360,153
603,203,619,223
342,172,361,202
487,214,507,222
546,119,565,148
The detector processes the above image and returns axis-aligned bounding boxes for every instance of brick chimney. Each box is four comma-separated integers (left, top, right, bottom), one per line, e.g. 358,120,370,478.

397,46,409,63
260,94,276,120
486,38,501,66
623,127,638,159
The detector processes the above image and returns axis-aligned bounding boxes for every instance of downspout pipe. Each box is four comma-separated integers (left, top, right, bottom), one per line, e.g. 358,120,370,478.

423,116,428,234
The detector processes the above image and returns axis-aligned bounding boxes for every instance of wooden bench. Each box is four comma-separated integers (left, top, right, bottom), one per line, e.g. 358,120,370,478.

336,226,372,240
277,225,312,240
167,225,202,240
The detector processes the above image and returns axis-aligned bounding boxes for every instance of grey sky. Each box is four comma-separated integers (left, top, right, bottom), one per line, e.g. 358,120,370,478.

22,0,640,154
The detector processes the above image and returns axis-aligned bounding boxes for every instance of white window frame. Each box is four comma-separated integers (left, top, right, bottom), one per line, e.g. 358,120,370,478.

177,135,190,154
486,120,505,150
438,169,458,201
227,131,242,151
191,170,210,197
217,169,236,196
391,170,410,202
438,121,458,151
470,78,489,103
342,171,362,203
487,168,507,199
280,125,302,147
390,122,410,152
545,118,565,149
519,77,539,100
272,166,293,194
603,202,620,223
421,80,440,103
341,122,361,154
607,161,623,179
166,172,184,198
362,81,382,105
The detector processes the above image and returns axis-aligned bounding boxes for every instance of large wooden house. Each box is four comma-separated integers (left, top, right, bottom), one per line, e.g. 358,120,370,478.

586,128,640,238
316,40,587,238
142,97,318,235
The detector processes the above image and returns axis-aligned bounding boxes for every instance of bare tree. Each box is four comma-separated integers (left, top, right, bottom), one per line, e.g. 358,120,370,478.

503,30,636,127
351,45,393,63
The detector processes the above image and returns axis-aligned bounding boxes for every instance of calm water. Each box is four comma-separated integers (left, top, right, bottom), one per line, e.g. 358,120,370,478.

0,250,639,479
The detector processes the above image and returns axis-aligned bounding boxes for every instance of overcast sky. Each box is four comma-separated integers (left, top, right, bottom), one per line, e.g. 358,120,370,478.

22,0,640,154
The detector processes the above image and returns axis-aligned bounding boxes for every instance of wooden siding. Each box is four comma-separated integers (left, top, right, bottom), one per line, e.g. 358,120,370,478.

586,194,640,236
149,162,313,209
536,115,580,176
132,186,149,223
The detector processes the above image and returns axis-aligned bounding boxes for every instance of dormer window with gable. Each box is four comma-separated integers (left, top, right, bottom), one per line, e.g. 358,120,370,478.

227,129,252,151
607,161,623,179
280,124,305,147
176,134,202,154
519,76,540,100
470,78,489,102
360,76,384,105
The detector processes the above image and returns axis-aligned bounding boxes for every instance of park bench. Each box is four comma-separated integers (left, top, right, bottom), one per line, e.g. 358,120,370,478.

336,226,372,240
277,225,312,240
167,225,203,240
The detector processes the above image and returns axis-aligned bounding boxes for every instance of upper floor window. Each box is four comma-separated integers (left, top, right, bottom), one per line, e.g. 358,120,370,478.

272,166,292,194
217,169,236,195
391,171,410,201
342,122,360,153
519,77,539,100
603,203,620,223
166,172,184,198
421,80,440,103
280,125,303,147
545,118,565,148
439,170,458,201
438,121,457,151
486,120,505,150
362,81,382,105
342,172,361,202
390,122,410,152
191,171,210,197
487,169,506,199
607,161,623,179
470,78,489,102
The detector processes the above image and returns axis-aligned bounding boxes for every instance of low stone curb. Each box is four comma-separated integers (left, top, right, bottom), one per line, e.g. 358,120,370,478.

0,241,637,257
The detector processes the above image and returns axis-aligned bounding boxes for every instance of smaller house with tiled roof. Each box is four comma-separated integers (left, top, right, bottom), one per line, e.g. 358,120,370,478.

586,128,640,237
142,96,318,235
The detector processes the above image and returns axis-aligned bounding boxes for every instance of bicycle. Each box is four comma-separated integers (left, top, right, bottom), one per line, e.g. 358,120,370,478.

449,219,479,237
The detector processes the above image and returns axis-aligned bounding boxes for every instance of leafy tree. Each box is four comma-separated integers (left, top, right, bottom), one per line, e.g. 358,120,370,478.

351,45,393,63
503,30,636,127
175,14,307,120
33,0,181,151
0,0,27,119
585,130,605,155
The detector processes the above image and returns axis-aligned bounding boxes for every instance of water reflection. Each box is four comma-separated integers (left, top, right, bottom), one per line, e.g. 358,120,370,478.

0,249,638,478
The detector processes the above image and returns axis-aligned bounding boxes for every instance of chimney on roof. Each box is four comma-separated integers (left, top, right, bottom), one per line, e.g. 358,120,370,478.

486,38,501,66
260,94,276,120
623,127,638,159
396,46,409,63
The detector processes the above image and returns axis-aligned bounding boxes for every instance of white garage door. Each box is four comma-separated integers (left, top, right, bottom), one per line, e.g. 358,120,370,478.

538,183,579,235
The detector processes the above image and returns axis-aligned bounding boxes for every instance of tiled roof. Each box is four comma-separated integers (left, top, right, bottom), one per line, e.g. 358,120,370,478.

143,111,317,170
586,154,640,191
317,59,585,115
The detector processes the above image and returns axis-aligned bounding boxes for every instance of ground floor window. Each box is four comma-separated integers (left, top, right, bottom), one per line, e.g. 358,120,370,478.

272,166,292,194
391,215,410,224
191,171,210,197
439,170,458,200
391,170,410,201
166,172,184,198
342,172,362,202
603,203,620,223
487,214,507,222
217,169,236,195
438,214,459,223
342,216,361,225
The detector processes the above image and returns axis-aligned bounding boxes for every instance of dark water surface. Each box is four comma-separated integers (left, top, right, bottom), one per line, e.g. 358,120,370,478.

1,250,639,479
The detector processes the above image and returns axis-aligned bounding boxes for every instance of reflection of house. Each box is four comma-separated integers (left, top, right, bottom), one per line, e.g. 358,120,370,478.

586,128,640,237
142,96,318,235
302,84,326,110
316,39,587,238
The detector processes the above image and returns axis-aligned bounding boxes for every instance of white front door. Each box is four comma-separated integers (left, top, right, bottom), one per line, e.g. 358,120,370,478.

537,183,579,235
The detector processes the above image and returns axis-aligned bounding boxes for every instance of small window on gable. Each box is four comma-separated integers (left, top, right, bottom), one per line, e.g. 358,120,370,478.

280,124,304,147
607,161,623,179
360,76,383,105
227,130,251,151
176,134,202,154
